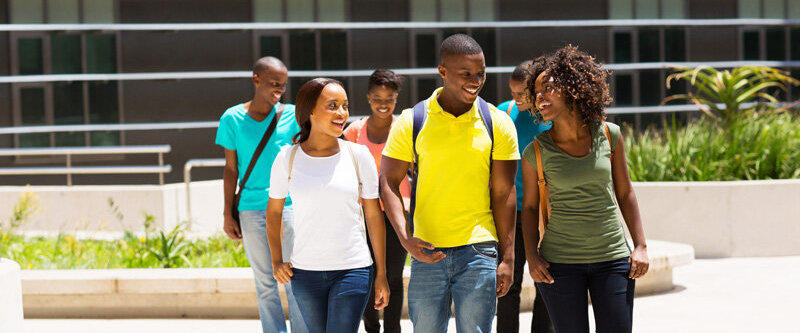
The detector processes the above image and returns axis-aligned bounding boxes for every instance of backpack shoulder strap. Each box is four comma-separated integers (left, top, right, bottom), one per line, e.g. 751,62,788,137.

409,101,428,230
532,140,550,242
343,140,363,198
287,144,300,181
237,103,284,194
603,123,614,161
477,97,494,155
506,101,514,115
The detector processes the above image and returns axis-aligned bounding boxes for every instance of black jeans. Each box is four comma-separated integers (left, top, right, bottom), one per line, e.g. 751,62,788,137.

362,213,408,333
535,258,635,333
497,212,554,333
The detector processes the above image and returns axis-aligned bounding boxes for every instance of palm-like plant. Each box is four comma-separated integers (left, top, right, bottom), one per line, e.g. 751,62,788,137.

665,66,799,128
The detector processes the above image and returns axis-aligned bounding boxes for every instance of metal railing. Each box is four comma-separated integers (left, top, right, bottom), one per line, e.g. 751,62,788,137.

2,60,800,84
0,145,172,185
2,18,800,32
183,158,226,221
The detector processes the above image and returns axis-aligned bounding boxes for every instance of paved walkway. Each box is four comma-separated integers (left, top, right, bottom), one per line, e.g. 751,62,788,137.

25,256,799,332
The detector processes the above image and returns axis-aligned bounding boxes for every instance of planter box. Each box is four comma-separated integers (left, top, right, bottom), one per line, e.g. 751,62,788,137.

20,240,692,319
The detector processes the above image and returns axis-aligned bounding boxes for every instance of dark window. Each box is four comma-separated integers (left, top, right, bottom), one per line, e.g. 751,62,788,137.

19,87,49,147
290,78,306,103
639,70,662,105
480,74,498,106
613,32,632,63
638,29,660,62
472,29,496,66
86,33,116,73
743,31,761,60
321,31,348,70
260,35,283,58
290,32,316,70
18,37,43,74
417,78,437,101
54,82,85,146
51,34,82,74
664,28,686,61
89,82,119,146
614,74,633,106
665,70,688,105
791,28,800,60
766,28,786,60
415,34,437,67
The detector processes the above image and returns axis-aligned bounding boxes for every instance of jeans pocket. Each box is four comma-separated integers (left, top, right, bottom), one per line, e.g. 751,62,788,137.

470,242,498,259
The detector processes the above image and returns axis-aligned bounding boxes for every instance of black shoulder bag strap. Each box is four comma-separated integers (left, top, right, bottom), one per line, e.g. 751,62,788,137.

232,103,284,225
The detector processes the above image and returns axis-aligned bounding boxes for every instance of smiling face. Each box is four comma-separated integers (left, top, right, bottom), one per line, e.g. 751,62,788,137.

439,52,486,105
509,79,532,111
253,67,288,106
534,71,570,122
366,85,398,120
309,83,349,138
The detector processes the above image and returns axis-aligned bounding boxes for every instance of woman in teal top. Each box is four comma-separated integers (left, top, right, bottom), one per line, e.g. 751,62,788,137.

520,45,650,333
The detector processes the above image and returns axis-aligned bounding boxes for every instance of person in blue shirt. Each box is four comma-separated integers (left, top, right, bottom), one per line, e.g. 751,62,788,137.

215,57,306,333
496,59,554,333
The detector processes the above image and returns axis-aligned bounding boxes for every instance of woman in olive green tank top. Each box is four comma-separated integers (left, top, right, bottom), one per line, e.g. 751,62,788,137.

519,46,650,333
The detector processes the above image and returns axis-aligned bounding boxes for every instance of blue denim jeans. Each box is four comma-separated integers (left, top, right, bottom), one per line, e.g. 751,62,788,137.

535,258,635,333
240,209,306,333
408,241,498,333
291,266,373,333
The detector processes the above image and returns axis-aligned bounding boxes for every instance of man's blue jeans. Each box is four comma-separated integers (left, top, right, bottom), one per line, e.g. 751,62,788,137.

240,209,306,333
291,266,373,332
408,241,498,333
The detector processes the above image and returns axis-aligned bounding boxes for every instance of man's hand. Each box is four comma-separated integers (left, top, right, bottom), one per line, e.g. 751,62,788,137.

223,214,242,240
373,274,390,310
272,262,294,284
403,237,445,263
496,260,513,297
528,253,554,284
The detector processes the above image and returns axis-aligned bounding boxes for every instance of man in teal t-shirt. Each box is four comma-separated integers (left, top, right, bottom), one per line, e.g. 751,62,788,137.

495,60,554,333
215,57,306,333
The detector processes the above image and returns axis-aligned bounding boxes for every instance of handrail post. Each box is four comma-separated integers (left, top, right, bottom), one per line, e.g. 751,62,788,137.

184,162,193,229
66,153,72,186
158,152,164,185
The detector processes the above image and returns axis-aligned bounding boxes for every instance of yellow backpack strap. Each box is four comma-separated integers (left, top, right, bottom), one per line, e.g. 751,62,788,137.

532,141,550,242
604,123,614,162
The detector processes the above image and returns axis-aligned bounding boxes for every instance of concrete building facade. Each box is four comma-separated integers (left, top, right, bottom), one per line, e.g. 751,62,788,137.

1,0,798,185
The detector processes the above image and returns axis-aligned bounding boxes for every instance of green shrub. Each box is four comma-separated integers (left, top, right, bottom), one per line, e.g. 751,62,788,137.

626,111,800,181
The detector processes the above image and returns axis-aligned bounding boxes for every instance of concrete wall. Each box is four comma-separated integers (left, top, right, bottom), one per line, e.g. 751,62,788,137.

0,259,24,331
3,179,799,257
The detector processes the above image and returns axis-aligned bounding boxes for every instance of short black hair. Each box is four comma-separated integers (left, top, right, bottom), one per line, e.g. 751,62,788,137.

368,69,404,92
510,60,534,82
253,56,286,75
440,34,483,65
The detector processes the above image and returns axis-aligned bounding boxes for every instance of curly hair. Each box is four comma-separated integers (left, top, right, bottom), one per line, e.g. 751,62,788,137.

368,68,404,92
526,45,612,125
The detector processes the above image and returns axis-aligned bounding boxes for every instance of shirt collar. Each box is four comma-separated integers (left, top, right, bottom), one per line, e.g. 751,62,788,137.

426,87,480,120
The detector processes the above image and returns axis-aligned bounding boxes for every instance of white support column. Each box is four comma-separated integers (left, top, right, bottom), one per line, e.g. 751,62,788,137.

0,259,24,332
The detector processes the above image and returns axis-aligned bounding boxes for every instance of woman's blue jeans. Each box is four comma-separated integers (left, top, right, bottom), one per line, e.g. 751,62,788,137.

291,266,374,332
535,258,635,333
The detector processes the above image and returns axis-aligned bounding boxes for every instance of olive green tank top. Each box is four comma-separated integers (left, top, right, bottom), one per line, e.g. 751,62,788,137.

522,122,630,264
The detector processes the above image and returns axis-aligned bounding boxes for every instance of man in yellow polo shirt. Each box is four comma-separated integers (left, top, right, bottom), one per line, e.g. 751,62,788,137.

379,34,519,332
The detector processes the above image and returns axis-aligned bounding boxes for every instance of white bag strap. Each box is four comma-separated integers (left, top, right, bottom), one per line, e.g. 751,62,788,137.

287,144,300,181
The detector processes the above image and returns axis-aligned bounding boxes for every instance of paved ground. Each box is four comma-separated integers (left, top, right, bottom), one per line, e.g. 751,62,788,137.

24,256,800,332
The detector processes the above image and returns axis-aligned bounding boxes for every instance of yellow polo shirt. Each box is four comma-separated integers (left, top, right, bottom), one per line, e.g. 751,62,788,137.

382,88,520,247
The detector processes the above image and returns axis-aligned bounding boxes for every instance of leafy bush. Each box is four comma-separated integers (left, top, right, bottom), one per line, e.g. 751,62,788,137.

626,111,800,181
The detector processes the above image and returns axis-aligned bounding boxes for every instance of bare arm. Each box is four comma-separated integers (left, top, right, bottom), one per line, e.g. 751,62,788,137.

520,157,553,283
363,198,390,309
611,132,649,279
266,197,293,283
379,156,445,263
491,159,517,297
222,148,241,240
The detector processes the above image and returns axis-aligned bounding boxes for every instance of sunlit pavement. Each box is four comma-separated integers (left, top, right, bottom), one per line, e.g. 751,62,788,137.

24,256,800,332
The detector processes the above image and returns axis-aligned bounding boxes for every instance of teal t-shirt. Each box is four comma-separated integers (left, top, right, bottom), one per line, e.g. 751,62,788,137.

215,103,300,211
497,100,552,210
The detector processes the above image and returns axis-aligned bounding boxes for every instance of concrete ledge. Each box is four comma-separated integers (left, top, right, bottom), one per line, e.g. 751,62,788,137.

1,259,25,331
21,240,692,319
